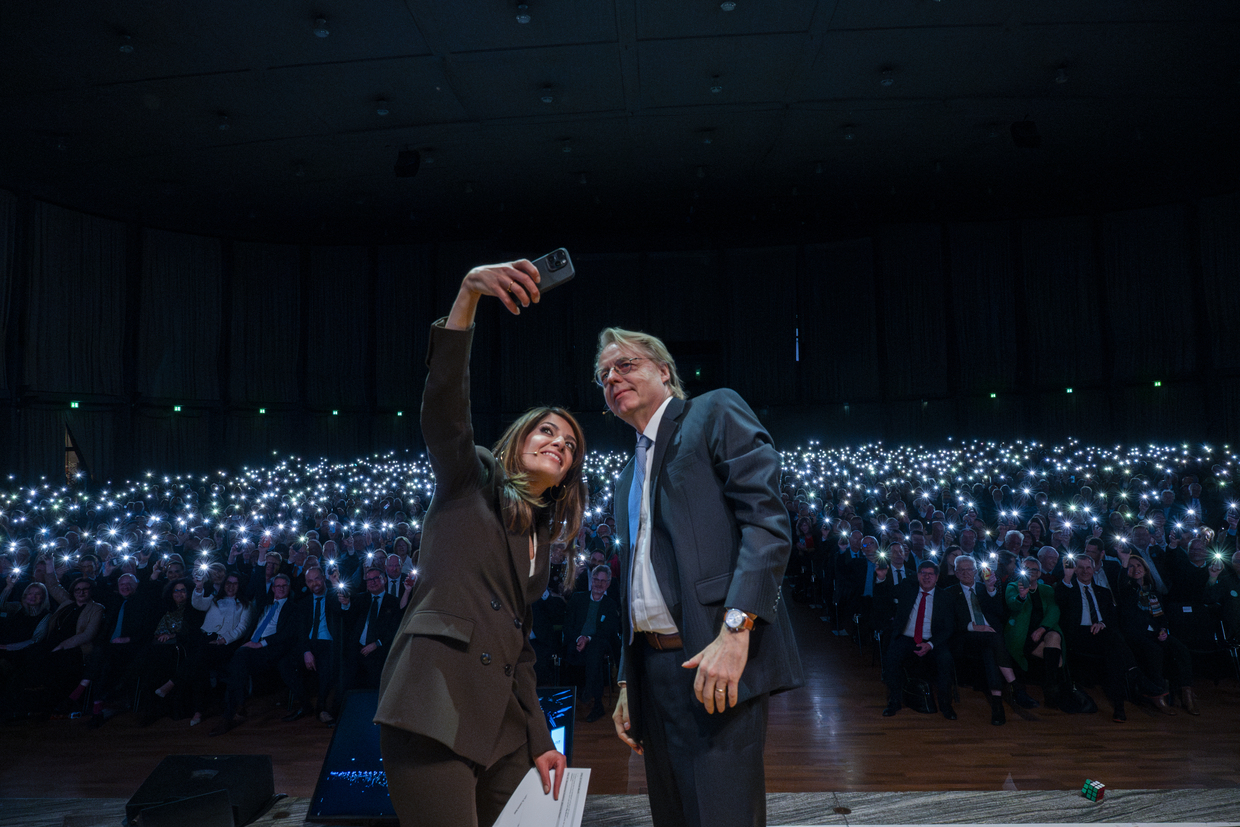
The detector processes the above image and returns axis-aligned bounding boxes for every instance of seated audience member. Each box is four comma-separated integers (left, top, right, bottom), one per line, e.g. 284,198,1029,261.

937,546,962,590
81,572,160,724
1116,555,1197,715
1204,550,1240,639
947,555,1035,725
879,560,957,721
29,566,105,712
340,568,400,692
1127,525,1173,597
1054,555,1168,722
1036,546,1061,582
0,578,52,712
133,578,203,724
562,565,620,723
186,570,252,726
1081,537,1120,592
1003,556,1065,707
211,573,297,736
1166,536,1213,604
279,566,347,725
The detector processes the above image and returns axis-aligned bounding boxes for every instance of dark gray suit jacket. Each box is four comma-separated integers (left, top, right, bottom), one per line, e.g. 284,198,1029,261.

615,391,803,740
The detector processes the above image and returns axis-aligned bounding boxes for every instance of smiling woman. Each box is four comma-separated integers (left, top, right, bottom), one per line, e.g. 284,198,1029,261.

373,260,586,827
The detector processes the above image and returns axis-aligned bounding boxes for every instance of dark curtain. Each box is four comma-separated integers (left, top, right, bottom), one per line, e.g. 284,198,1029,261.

222,410,310,468
0,189,15,393
229,241,301,405
874,224,947,400
799,239,879,404
1102,205,1194,382
26,202,127,396
375,244,434,414
138,229,222,401
1199,194,1240,370
948,221,1016,396
132,407,211,474
568,252,644,416
1018,216,1104,389
726,246,797,406
306,246,370,410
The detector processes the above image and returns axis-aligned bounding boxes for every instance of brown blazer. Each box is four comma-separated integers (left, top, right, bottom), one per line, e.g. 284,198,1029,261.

374,322,554,768
45,578,104,655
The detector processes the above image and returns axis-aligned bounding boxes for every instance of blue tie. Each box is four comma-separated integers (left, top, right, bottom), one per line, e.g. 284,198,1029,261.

628,434,653,549
251,600,279,642
112,600,127,641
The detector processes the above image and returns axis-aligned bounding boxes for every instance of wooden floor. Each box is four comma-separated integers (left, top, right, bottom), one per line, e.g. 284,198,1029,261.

2,596,1239,799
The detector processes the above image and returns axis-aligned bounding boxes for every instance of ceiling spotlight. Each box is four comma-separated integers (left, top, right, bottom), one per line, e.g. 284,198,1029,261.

880,68,894,86
217,113,231,131
516,4,531,23
54,136,67,151
463,182,474,193
294,163,306,177
814,162,824,174
1055,67,1068,84
313,17,330,37
696,166,707,179
721,1,737,10
375,100,390,116
710,76,723,93
540,85,554,103
578,173,588,185
119,34,134,54
842,124,856,141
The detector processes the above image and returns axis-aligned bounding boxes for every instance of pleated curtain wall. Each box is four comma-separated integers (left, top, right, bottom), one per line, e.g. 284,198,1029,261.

1,188,1239,483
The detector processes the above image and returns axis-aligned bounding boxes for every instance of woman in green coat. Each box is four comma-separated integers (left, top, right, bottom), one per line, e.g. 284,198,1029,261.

1004,559,1064,706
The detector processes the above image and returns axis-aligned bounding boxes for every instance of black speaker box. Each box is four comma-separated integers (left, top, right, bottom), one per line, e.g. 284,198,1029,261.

135,789,235,827
126,755,275,827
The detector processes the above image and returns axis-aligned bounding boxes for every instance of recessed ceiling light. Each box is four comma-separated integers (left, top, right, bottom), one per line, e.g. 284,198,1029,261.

376,100,390,116
1055,68,1068,84
721,2,737,10
217,113,231,131
313,17,329,38
516,4,531,23
880,68,894,86
119,34,134,54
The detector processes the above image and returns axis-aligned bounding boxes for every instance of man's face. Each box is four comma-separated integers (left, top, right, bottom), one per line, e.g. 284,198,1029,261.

1038,549,1058,571
590,552,606,569
305,568,326,596
385,555,401,578
1133,526,1150,547
1075,556,1096,584
166,562,185,579
916,567,938,591
955,558,976,587
364,570,386,595
597,342,672,430
117,575,137,598
271,578,291,600
590,571,611,600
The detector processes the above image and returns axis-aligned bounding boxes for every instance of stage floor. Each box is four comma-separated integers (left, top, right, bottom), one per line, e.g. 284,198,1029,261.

6,790,1238,827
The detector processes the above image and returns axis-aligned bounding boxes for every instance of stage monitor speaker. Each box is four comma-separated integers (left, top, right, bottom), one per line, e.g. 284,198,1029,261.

134,789,235,827
126,755,275,827
306,687,576,825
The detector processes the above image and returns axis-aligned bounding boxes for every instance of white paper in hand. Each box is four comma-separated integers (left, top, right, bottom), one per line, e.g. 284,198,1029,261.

492,766,590,827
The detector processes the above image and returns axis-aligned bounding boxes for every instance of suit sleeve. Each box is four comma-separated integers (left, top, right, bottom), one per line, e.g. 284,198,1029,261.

709,391,792,624
422,320,485,499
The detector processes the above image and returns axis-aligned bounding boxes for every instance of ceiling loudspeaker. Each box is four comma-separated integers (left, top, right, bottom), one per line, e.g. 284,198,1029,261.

394,150,421,178
1010,121,1041,148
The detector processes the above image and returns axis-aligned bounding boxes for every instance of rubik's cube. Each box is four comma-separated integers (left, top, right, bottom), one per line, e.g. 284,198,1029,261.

1081,779,1105,802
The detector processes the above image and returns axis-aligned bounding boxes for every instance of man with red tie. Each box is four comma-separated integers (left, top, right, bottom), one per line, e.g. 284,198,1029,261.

879,560,957,720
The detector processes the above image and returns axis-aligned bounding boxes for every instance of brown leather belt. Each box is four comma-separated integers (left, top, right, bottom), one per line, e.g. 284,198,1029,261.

641,631,683,651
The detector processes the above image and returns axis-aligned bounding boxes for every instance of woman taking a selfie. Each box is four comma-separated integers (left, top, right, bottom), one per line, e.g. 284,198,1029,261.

375,260,586,827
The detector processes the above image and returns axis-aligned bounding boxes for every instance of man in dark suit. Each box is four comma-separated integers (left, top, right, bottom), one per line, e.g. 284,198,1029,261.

211,573,299,735
878,560,957,720
563,564,621,722
278,566,347,724
1053,555,1168,721
341,567,401,691
598,327,802,827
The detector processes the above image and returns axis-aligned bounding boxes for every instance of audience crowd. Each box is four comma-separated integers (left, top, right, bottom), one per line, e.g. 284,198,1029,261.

1,439,1238,734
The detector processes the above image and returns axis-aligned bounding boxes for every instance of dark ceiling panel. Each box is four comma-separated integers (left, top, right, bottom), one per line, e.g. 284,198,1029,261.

637,34,811,108
412,0,618,53
447,44,626,120
634,0,817,39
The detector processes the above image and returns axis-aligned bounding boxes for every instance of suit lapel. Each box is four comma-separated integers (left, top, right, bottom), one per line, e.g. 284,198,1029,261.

647,397,686,612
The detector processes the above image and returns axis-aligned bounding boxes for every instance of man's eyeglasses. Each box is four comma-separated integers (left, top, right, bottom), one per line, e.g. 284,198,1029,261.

594,357,644,386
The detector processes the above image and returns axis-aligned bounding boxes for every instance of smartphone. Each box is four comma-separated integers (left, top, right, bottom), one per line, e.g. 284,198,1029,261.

531,248,575,293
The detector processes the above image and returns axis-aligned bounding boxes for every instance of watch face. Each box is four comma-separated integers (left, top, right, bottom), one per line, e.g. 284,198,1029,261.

725,608,745,629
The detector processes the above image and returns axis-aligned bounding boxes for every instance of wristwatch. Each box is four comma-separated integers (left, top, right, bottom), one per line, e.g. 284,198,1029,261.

724,608,756,633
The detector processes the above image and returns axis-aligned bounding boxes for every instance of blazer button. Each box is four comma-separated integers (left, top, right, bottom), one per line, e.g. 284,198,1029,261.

504,664,512,676
513,617,522,628
490,599,501,611
480,653,492,666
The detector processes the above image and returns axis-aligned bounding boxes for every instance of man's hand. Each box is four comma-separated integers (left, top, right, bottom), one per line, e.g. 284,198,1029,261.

683,628,749,714
575,635,589,652
304,651,317,671
913,642,932,657
242,641,263,649
612,687,642,754
360,642,378,657
112,636,130,645
533,749,567,799
1089,622,1105,635
973,624,996,634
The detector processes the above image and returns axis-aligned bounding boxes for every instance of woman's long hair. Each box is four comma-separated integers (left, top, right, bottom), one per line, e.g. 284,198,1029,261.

21,582,50,617
492,407,587,542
